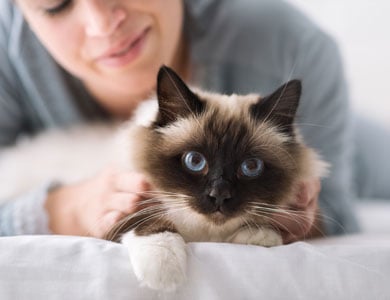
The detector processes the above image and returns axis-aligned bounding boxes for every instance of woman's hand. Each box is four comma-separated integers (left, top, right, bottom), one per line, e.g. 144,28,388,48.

45,167,150,238
271,178,323,243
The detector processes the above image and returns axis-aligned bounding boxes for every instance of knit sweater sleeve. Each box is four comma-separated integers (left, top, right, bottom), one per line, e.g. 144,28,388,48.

0,182,57,235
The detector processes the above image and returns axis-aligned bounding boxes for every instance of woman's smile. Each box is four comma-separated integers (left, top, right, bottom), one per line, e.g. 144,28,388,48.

95,27,151,69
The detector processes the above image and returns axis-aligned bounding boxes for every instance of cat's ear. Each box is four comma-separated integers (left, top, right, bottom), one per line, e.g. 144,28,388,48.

155,66,204,127
250,80,301,135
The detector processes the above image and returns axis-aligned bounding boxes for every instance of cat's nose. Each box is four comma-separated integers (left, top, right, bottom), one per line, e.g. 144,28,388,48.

208,178,232,208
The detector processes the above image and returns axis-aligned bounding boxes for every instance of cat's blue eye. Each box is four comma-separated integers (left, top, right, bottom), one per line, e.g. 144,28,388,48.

44,0,72,16
240,158,264,178
182,151,208,174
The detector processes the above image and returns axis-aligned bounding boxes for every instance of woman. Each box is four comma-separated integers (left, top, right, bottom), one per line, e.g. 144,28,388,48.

0,0,360,240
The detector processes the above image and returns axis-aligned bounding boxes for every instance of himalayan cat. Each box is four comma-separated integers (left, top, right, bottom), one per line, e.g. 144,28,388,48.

103,66,328,291
0,66,328,292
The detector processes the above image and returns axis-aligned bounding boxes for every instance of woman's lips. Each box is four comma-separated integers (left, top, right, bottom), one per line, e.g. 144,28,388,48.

95,28,150,68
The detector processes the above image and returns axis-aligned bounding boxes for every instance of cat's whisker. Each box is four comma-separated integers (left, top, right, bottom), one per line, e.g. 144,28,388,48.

247,201,287,208
108,202,176,233
248,205,316,232
294,122,330,129
240,217,257,236
245,210,291,237
106,209,166,241
247,216,284,237
89,203,172,238
249,205,321,223
248,202,324,217
131,210,190,236
247,206,311,238
311,212,348,235
126,188,188,195
134,194,191,206
143,190,190,196
249,211,298,238
246,207,294,227
127,212,168,234
132,203,189,219
131,190,192,198
89,204,170,240
136,197,187,206
164,202,190,209
249,207,309,220
247,204,335,240
131,206,190,233
105,202,191,241
134,201,189,213
133,204,169,214
247,201,347,232
247,204,295,215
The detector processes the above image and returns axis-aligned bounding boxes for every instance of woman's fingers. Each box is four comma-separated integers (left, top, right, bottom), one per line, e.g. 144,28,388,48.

293,178,321,209
113,171,150,193
100,211,125,236
271,178,321,243
276,200,318,243
107,192,140,214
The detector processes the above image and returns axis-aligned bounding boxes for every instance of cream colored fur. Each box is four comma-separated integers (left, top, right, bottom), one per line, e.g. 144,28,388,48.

0,98,160,203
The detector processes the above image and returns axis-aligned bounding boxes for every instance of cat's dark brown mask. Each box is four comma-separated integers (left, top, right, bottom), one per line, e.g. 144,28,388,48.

131,66,321,225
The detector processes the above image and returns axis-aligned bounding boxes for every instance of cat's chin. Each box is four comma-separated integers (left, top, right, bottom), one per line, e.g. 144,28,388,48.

208,211,231,226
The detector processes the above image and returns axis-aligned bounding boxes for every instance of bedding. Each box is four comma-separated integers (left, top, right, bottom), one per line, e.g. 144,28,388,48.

1,232,390,300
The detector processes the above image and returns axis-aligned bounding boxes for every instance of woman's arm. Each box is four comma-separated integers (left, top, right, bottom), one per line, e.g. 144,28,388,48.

293,29,360,235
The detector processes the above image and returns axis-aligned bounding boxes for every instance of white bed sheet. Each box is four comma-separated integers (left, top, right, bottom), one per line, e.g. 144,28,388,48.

1,234,389,300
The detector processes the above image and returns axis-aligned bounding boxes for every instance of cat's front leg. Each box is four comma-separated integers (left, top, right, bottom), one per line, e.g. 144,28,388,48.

227,227,283,247
121,229,187,292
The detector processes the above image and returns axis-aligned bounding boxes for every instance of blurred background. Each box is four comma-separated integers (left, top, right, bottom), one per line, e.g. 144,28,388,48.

289,0,390,128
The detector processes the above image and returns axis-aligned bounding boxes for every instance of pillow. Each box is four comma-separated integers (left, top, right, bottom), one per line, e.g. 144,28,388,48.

1,234,389,300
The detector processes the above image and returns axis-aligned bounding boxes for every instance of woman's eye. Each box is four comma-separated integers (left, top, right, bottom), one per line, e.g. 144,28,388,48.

44,0,72,16
182,151,208,174
239,158,264,178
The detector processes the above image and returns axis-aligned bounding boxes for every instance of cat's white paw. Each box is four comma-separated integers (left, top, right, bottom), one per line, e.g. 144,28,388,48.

228,227,283,247
121,230,187,292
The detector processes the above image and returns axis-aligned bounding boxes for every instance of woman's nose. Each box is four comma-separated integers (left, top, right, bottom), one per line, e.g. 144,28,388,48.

84,1,127,37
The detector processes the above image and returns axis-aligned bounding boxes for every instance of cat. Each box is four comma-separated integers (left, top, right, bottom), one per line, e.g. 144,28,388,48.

103,66,329,292
0,66,327,292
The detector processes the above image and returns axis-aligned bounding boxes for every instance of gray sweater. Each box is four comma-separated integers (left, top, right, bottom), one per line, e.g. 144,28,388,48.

0,0,360,235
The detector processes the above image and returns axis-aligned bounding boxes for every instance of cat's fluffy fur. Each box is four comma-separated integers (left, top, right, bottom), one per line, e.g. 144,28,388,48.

109,67,328,291
0,66,328,292
0,124,117,202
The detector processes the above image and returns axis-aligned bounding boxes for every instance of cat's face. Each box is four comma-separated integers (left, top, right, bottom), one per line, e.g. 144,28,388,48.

132,66,309,226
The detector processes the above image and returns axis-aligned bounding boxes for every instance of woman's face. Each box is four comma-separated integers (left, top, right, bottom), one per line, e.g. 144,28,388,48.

16,0,185,109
